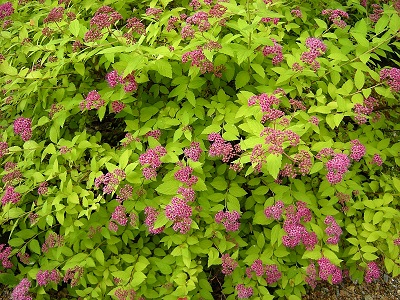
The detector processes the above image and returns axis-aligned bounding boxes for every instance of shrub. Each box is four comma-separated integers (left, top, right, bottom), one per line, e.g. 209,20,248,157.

0,0,400,299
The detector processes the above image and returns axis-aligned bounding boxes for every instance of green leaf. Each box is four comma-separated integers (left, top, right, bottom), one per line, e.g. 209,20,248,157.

0,273,18,285
226,194,240,212
361,245,378,253
119,150,131,169
354,70,365,90
74,62,85,76
208,247,220,267
266,154,282,179
131,271,146,287
156,181,180,195
155,60,172,78
69,19,80,36
251,63,265,78
235,71,250,90
211,176,227,191
95,248,105,266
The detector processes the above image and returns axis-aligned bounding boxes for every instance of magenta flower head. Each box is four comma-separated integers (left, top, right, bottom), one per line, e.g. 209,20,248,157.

365,261,380,283
0,2,14,20
14,117,32,141
11,278,32,300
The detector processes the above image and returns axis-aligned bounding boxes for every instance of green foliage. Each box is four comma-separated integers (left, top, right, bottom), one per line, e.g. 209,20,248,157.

1,0,400,299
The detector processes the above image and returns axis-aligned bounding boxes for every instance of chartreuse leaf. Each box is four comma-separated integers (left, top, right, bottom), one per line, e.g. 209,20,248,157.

208,247,221,267
266,154,282,179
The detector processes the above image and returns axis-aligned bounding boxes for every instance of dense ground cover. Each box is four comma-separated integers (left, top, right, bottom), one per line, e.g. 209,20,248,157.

0,0,400,299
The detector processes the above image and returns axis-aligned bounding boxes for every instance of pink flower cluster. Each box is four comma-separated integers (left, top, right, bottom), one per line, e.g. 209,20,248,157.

36,269,61,286
106,70,122,88
365,261,380,283
300,38,327,70
146,7,163,19
318,257,342,284
0,244,12,268
184,142,203,161
291,8,302,18
79,90,105,111
264,200,285,220
145,129,161,140
289,99,306,111
64,265,84,287
248,93,284,122
371,154,383,166
321,9,349,28
14,117,32,141
1,186,21,205
262,39,283,65
186,11,210,32
316,147,335,160
394,238,400,246
260,128,300,154
111,101,126,113
182,47,225,77
324,216,342,244
177,186,196,202
95,169,126,194
246,259,282,284
38,182,48,195
167,16,179,32
17,252,30,264
350,139,366,161
43,7,64,23
209,3,227,19
282,202,318,250
139,146,167,179
215,210,240,232
380,68,400,93
106,70,138,93
354,96,379,124
236,284,253,299
250,144,267,172
165,197,193,234
111,205,128,227
261,17,279,25
309,116,319,126
89,5,122,35
221,254,238,275
41,233,64,253
0,2,14,20
305,263,318,288
115,288,136,300
174,165,198,186
325,153,351,184
144,206,164,234
294,150,312,175
11,278,32,300
126,17,146,35
265,264,282,284
278,163,297,180
116,184,133,203
208,133,241,163
2,164,22,185
0,141,8,158
370,4,383,23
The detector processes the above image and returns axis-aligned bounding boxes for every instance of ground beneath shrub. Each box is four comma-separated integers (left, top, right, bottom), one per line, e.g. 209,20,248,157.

303,264,400,300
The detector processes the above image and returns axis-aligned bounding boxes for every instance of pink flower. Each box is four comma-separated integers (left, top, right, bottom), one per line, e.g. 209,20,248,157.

221,254,238,275
365,261,380,283
236,284,253,299
14,117,32,141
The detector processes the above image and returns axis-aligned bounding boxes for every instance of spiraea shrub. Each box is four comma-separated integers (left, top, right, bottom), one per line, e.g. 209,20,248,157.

1,0,400,299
